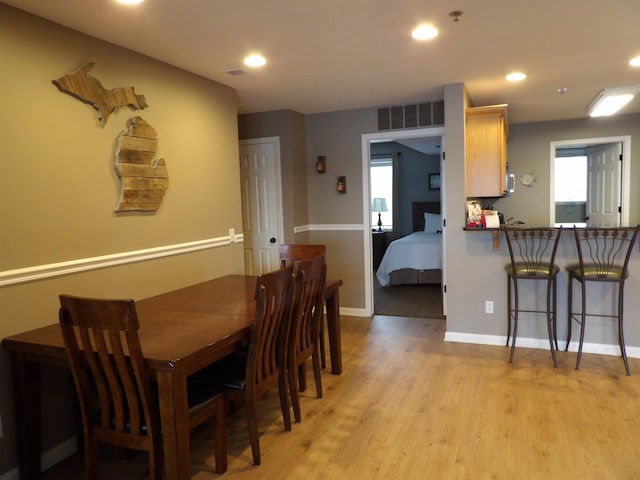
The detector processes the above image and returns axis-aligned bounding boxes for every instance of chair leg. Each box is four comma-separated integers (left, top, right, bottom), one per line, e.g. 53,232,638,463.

289,361,302,424
312,348,323,399
278,373,292,432
319,312,327,369
85,437,97,480
244,393,261,466
213,395,228,474
298,363,308,392
617,282,630,376
552,275,559,351
546,277,558,368
575,280,587,371
509,277,519,364
506,274,512,347
566,276,573,351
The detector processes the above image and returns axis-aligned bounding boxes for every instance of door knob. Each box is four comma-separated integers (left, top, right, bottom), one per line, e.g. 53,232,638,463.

270,237,276,244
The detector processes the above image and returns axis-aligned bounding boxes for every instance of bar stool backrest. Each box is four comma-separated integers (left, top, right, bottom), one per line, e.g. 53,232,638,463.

572,226,639,280
504,227,562,278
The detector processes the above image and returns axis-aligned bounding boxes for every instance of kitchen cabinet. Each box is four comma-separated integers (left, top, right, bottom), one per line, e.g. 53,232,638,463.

465,104,509,197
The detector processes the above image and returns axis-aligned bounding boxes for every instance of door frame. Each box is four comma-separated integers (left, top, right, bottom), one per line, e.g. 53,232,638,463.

239,136,285,274
361,127,445,317
549,135,630,226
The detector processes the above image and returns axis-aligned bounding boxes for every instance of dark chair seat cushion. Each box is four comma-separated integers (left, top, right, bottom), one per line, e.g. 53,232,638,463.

190,351,248,391
505,262,560,277
566,263,627,280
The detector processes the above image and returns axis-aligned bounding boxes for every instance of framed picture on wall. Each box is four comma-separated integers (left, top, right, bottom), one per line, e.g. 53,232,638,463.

429,173,440,190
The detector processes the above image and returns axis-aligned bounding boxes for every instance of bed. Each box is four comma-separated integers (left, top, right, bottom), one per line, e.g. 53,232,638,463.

375,201,442,287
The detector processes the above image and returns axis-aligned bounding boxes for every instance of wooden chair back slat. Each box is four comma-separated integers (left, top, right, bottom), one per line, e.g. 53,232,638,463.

287,255,326,422
247,265,296,393
59,294,162,478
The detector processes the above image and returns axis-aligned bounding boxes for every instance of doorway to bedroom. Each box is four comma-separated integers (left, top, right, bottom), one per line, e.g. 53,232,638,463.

368,135,444,318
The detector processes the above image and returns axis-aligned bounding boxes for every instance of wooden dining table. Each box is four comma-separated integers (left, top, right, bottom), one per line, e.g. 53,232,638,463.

2,274,343,480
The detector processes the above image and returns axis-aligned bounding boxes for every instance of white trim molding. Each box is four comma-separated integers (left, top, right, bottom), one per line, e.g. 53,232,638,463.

0,436,78,480
0,234,242,287
444,331,640,359
295,224,365,232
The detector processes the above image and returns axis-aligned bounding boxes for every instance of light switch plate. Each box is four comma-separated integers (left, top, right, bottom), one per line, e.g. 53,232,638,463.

485,301,494,314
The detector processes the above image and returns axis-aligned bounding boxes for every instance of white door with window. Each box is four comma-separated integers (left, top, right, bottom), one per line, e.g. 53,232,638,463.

587,143,622,226
239,137,283,275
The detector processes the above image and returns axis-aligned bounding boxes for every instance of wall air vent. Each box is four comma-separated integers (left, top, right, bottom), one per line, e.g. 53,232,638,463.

377,100,444,131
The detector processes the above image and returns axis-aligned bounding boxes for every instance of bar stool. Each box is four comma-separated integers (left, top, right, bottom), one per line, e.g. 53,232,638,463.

504,227,562,367
566,226,639,375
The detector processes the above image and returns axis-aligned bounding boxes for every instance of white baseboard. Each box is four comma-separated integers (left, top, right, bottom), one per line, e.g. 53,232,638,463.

0,436,77,480
444,331,640,358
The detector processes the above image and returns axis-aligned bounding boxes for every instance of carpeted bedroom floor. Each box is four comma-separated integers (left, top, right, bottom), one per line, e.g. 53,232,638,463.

373,281,444,318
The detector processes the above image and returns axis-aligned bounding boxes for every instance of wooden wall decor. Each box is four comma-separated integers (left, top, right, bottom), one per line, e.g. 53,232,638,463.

114,117,169,212
52,62,148,126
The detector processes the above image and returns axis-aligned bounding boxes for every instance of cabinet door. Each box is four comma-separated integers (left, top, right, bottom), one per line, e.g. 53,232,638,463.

465,107,507,197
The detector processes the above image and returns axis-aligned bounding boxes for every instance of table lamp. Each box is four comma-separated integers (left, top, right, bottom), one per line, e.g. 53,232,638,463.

372,197,388,232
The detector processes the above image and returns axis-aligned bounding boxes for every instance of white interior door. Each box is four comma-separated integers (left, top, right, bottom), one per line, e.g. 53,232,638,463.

586,142,621,226
239,137,283,275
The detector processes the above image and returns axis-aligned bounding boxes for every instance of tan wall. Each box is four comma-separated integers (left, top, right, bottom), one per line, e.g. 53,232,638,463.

0,5,244,474
238,110,309,242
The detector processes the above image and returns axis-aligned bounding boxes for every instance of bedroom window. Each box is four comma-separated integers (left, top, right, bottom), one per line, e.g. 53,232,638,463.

371,158,393,230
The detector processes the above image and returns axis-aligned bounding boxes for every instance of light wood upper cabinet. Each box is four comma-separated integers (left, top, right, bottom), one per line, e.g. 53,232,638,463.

465,104,509,197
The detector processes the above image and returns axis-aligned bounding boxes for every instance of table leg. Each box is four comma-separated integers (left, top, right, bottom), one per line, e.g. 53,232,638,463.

324,289,343,375
156,369,191,480
11,351,42,480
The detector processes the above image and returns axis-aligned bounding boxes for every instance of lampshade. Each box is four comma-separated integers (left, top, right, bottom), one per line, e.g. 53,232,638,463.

372,197,388,212
587,85,640,117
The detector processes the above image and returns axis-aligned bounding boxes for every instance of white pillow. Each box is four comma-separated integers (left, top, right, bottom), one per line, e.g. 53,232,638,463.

424,212,442,233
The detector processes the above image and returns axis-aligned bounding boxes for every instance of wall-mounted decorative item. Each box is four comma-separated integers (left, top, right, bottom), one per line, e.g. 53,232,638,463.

336,176,346,193
52,62,148,126
315,155,326,173
520,172,536,188
429,173,441,190
114,116,169,212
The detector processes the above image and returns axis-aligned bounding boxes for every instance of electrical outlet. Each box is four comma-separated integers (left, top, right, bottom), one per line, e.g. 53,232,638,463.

229,228,235,242
0,415,3,439
485,301,494,314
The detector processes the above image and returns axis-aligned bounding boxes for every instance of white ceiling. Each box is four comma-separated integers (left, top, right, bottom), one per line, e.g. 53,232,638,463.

5,0,640,124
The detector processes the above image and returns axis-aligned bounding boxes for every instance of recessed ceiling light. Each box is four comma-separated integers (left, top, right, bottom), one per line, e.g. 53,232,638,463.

506,72,526,82
115,0,144,4
412,24,439,41
244,54,267,68
629,56,640,67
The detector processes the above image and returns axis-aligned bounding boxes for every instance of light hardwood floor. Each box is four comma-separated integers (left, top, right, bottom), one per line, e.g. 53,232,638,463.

44,315,640,479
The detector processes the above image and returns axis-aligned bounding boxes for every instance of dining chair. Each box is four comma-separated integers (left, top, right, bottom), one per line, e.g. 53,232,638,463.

279,244,328,362
58,294,227,479
190,265,295,466
288,255,327,423
279,244,326,268
566,225,639,375
503,227,562,367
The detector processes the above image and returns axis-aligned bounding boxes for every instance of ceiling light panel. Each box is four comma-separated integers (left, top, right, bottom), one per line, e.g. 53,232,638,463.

587,85,640,117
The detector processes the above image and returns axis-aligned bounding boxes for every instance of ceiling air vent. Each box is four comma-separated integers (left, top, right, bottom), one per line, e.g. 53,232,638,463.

226,69,248,76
